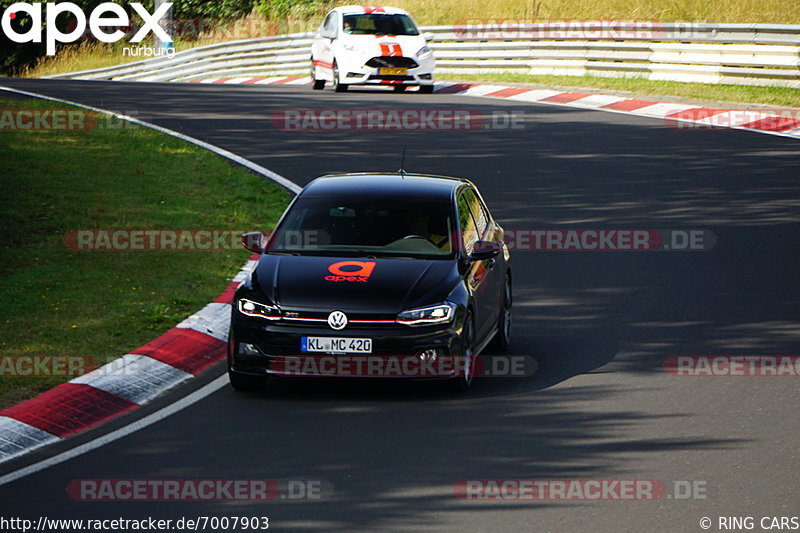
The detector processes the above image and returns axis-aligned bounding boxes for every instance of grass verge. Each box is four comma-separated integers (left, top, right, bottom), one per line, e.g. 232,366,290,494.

368,0,800,25
0,95,291,408
19,42,154,79
450,73,800,109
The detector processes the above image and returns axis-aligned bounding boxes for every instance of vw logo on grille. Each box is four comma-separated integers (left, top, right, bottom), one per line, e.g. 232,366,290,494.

327,310,348,330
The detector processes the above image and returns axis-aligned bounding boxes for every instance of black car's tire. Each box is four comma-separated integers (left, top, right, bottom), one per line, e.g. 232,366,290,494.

310,60,325,90
419,85,434,94
449,309,476,392
490,273,512,351
393,85,406,92
228,370,266,391
332,61,348,92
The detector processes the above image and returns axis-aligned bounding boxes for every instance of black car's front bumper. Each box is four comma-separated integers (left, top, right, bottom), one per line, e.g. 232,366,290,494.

229,311,465,379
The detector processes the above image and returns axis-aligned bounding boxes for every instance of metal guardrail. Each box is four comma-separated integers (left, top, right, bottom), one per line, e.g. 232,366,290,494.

46,22,800,88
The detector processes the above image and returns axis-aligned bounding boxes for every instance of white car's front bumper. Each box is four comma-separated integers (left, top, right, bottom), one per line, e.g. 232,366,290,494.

336,54,435,86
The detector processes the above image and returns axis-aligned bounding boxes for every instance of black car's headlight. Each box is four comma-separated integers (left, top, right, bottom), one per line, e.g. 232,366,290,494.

237,298,281,321
397,302,456,326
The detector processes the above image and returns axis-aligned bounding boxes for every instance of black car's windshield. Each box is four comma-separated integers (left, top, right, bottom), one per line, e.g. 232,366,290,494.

269,196,453,258
342,14,419,35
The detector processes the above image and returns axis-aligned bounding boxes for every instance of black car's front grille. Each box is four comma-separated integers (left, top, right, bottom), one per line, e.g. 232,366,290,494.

368,75,415,81
281,310,399,329
365,56,419,68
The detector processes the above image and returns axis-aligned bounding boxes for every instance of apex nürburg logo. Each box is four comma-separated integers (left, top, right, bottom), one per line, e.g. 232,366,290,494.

1,2,173,55
324,261,376,283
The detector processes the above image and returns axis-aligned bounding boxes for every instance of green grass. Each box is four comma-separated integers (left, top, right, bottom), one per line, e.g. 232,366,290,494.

369,0,800,25
0,96,291,408
450,73,800,109
18,41,151,79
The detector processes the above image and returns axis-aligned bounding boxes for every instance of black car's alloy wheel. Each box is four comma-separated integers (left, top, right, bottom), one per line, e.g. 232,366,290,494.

491,273,512,350
450,309,476,391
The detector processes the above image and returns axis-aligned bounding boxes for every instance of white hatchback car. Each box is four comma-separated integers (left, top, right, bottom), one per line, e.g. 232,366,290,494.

310,6,435,93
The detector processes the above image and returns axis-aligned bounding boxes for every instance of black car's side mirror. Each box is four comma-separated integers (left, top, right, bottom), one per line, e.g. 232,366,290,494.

468,240,503,261
242,232,268,253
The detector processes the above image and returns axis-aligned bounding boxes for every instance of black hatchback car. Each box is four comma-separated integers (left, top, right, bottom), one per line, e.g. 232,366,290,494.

228,173,511,391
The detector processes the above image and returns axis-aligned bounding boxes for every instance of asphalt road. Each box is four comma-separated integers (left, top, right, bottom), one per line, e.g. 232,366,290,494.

1,78,799,533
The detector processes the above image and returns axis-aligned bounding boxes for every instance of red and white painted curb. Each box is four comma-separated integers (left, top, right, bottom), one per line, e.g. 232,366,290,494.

189,76,800,139
0,257,258,464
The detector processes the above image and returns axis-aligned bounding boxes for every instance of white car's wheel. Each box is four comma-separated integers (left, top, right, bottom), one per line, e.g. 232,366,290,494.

332,61,348,92
310,60,325,90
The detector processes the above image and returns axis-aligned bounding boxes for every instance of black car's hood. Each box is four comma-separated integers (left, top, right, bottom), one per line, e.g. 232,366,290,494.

252,254,458,313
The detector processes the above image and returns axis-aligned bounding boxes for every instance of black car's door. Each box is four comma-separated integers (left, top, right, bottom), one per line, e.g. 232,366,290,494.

457,187,500,344
471,187,506,318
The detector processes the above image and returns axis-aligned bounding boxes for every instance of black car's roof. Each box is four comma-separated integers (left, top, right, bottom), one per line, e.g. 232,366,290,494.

301,173,470,200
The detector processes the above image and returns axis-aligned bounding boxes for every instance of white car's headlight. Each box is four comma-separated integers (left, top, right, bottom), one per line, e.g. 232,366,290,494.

416,45,433,59
238,298,281,321
397,302,455,326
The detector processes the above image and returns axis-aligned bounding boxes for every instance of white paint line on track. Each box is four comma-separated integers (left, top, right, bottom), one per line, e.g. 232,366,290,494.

0,375,228,487
0,86,303,195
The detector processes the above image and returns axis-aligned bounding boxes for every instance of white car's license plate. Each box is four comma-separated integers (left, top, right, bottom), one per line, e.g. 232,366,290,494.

380,67,408,75
301,336,372,353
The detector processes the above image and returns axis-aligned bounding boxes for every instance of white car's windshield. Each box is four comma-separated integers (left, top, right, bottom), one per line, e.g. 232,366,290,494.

342,14,419,36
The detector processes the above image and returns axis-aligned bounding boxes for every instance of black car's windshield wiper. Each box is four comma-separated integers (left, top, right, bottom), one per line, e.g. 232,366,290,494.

267,249,372,257
268,249,445,260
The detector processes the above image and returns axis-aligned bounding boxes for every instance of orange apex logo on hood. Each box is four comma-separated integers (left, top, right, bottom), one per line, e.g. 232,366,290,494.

325,261,376,282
